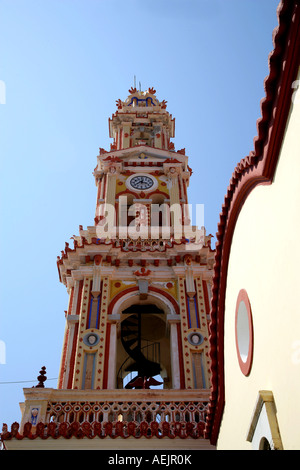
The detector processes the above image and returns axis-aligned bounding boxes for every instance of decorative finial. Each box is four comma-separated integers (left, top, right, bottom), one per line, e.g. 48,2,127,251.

116,98,122,109
35,366,47,388
128,86,137,94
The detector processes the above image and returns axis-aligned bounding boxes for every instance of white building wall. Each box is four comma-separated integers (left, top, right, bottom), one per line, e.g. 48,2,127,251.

217,67,300,450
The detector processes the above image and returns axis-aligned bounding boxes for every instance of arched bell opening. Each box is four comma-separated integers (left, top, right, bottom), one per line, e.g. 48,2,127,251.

115,294,172,390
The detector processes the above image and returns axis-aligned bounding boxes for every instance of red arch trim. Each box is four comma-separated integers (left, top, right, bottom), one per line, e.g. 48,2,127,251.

107,285,179,315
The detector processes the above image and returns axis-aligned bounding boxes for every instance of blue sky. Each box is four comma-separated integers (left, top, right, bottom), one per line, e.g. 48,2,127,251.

0,0,279,427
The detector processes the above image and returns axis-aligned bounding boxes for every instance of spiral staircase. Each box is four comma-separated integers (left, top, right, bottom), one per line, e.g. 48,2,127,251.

118,305,163,388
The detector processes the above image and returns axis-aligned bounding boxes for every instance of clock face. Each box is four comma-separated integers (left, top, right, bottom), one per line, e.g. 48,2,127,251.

130,175,154,190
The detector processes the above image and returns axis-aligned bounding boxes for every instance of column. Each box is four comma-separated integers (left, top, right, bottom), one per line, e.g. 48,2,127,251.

168,318,181,389
106,317,120,389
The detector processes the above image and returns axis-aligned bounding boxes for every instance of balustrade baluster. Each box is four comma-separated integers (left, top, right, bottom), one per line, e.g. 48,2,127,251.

43,395,209,440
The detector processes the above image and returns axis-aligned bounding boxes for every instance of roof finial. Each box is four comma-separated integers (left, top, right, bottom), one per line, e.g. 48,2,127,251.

35,366,47,388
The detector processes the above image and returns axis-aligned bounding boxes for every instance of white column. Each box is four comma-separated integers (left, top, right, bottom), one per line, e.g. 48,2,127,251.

62,316,79,389
92,265,101,296
107,322,118,389
71,280,80,315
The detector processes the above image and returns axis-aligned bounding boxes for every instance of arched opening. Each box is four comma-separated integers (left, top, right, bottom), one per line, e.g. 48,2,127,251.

115,295,172,389
259,437,272,450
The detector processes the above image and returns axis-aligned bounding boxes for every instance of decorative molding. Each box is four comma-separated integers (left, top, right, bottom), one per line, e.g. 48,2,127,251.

246,390,284,450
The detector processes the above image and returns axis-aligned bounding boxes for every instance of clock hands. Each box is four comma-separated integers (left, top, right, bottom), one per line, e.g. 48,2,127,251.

130,175,154,190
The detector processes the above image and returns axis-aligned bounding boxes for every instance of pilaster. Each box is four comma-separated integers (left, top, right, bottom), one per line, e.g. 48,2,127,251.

168,315,181,389
164,164,182,239
94,267,114,389
72,276,92,389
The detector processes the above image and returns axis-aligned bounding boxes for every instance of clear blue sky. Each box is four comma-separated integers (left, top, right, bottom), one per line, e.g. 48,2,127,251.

0,0,279,428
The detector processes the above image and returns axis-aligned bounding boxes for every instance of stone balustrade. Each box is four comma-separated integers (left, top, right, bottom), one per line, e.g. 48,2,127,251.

2,388,211,441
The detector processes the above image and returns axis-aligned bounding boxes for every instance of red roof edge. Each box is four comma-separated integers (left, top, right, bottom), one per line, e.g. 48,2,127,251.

205,0,300,445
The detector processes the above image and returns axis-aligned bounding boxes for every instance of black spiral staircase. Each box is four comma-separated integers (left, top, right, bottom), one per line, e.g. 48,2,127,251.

118,305,163,389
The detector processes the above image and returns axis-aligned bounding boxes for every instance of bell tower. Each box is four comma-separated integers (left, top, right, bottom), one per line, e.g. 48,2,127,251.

57,87,214,393
3,88,216,450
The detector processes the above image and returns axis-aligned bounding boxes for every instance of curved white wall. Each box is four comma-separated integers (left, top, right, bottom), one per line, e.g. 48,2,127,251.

217,68,300,450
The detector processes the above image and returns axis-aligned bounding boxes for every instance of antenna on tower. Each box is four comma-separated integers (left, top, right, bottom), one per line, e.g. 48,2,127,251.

139,81,141,92
134,75,136,89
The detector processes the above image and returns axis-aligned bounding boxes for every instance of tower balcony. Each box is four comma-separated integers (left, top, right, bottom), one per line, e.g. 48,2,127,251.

1,388,215,449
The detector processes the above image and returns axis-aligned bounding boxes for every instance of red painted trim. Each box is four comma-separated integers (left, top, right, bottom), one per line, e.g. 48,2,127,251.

96,180,101,202
97,138,186,158
86,283,93,329
108,285,180,316
183,178,188,202
116,188,169,201
67,287,74,315
58,328,69,389
177,323,185,389
68,323,78,389
184,281,191,329
76,281,83,316
103,173,107,199
116,189,140,199
149,286,180,315
147,189,169,199
235,289,253,377
2,418,207,440
107,286,138,315
205,1,300,445
178,176,182,200
119,128,123,150
97,282,103,329
202,280,210,318
194,282,200,328
103,323,111,389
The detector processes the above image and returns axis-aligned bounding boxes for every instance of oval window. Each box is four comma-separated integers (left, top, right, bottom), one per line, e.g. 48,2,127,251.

235,289,253,376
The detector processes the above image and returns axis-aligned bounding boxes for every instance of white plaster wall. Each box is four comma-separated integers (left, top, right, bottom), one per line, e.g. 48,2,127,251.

217,67,300,450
